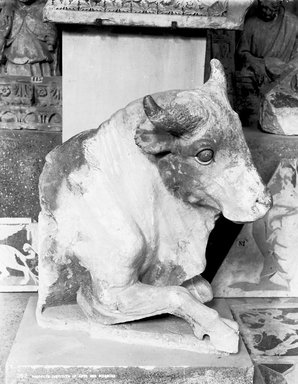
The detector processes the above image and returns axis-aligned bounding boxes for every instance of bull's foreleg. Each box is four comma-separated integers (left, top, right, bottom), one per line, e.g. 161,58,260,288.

182,275,213,303
78,282,238,353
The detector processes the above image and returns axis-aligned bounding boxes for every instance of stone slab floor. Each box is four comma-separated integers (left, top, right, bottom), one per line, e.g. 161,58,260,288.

0,293,33,384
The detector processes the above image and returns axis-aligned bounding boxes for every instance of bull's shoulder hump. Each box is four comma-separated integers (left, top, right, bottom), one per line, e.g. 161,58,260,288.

46,128,99,170
40,128,99,209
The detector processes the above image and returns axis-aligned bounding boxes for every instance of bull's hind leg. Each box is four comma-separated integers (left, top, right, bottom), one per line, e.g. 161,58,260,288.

78,281,239,353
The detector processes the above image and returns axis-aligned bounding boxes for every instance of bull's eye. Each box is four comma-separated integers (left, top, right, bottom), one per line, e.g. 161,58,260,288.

195,149,214,165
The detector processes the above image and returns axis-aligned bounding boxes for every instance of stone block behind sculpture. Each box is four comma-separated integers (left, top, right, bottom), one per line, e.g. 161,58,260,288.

212,159,298,297
37,60,272,354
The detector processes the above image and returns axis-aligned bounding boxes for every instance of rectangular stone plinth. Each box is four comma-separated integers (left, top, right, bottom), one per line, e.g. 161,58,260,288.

6,298,254,384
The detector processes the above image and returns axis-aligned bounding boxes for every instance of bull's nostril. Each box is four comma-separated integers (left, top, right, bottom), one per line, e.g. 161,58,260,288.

255,194,273,209
256,198,265,205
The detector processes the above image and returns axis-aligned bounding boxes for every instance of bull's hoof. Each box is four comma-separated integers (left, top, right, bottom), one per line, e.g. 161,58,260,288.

208,318,239,353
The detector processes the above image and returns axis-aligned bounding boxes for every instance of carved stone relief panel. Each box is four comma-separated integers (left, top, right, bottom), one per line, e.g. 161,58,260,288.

0,0,62,221
44,0,253,29
0,218,38,292
48,0,229,16
232,301,298,384
0,77,62,131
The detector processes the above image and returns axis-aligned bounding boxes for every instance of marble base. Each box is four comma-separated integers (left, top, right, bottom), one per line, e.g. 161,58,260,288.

6,298,254,384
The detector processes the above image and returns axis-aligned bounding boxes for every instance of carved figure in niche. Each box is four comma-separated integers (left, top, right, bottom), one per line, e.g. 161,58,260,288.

236,0,298,91
37,60,272,354
0,0,58,76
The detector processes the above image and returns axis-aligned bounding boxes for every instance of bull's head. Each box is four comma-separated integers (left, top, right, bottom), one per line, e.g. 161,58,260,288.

135,59,272,223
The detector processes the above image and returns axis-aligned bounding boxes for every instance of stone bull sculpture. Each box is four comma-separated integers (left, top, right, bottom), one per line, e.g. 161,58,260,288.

37,59,272,353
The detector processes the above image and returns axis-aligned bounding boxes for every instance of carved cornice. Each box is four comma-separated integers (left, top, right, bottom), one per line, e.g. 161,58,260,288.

44,0,253,29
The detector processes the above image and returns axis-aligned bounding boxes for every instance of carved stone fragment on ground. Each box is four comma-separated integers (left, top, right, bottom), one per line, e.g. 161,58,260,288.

212,159,298,297
37,59,271,354
260,65,298,135
232,301,298,384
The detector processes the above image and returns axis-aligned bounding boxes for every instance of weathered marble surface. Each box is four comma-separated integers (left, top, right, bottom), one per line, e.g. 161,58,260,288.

6,297,254,384
37,60,271,354
260,65,298,135
44,0,253,29
212,159,298,297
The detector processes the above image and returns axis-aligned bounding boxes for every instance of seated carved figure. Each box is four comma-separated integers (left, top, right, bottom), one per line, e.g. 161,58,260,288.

0,0,58,76
37,60,272,353
236,0,298,90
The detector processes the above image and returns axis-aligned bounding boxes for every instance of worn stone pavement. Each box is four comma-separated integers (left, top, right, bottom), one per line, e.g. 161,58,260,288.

0,293,33,384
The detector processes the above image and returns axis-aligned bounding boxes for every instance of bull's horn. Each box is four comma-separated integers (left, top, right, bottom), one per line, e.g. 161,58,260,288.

208,59,227,89
143,95,198,137
143,95,166,126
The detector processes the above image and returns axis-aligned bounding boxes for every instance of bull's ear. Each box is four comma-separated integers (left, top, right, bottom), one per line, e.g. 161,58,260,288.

208,59,227,90
135,127,175,155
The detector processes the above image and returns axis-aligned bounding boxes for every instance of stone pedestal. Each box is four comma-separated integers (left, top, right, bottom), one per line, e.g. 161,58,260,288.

6,298,254,384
